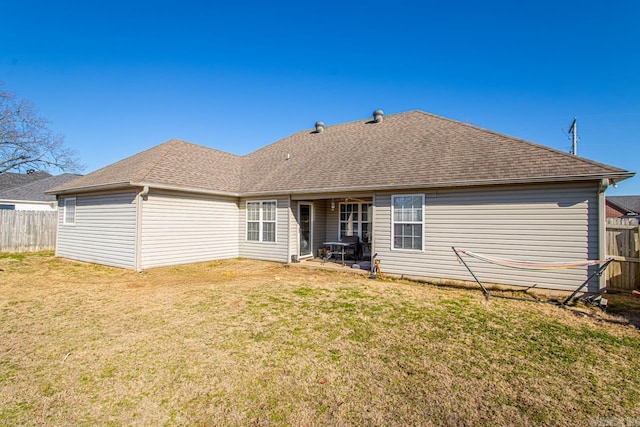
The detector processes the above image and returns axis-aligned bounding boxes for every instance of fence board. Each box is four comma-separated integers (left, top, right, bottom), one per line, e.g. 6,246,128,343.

606,217,639,290
0,210,58,252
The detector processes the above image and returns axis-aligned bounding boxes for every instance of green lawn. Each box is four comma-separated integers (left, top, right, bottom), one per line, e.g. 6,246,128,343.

1,253,639,426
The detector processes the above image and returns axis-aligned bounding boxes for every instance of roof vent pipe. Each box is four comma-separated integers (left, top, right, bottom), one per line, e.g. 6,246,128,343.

373,109,384,123
315,121,325,133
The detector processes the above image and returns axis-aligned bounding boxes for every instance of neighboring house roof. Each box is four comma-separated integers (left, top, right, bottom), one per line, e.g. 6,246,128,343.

49,110,635,197
0,173,83,202
0,171,53,191
607,196,640,215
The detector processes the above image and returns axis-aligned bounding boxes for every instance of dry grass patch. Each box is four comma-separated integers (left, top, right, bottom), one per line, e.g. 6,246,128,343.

1,253,639,426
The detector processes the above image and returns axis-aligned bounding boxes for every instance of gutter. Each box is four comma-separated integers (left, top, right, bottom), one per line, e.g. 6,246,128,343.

45,181,133,196
239,172,636,198
47,181,241,198
45,171,634,199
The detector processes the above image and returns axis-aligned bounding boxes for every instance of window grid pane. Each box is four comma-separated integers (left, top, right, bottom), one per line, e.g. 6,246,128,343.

263,222,276,242
262,202,276,221
247,222,259,241
64,198,76,224
247,202,260,221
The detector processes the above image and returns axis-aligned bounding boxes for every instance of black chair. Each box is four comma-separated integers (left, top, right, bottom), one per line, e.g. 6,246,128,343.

341,235,359,260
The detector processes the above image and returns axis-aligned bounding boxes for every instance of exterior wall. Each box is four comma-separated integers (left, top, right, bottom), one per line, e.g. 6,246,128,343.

373,183,600,292
56,191,138,269
0,200,57,211
325,206,339,242
312,200,328,257
238,196,290,262
605,201,626,219
140,191,240,269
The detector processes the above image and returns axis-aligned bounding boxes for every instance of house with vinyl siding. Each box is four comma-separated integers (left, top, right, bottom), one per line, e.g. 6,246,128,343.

48,110,634,292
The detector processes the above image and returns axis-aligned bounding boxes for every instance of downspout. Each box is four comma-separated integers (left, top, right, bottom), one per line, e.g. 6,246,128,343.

597,179,609,290
287,195,292,264
135,185,150,272
54,195,61,257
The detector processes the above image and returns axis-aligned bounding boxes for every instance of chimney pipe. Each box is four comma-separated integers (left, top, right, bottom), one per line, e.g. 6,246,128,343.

315,121,325,133
373,109,384,123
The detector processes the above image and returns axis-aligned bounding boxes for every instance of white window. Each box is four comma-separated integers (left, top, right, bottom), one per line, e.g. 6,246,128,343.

339,202,372,242
391,194,423,250
63,197,76,225
246,200,277,242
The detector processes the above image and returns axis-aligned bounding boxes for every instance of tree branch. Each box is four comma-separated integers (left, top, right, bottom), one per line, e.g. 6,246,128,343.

0,82,84,174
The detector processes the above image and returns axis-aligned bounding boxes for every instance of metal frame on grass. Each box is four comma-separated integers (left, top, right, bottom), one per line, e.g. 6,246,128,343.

452,246,613,308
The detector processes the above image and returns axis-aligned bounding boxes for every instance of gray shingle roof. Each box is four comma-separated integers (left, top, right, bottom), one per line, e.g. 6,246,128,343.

49,110,634,196
0,173,82,201
0,171,52,191
51,139,242,195
607,196,640,214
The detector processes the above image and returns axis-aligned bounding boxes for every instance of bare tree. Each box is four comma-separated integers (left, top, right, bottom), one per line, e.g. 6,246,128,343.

0,83,83,174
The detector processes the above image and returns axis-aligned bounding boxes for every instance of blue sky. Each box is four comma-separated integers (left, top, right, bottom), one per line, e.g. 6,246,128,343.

2,0,639,194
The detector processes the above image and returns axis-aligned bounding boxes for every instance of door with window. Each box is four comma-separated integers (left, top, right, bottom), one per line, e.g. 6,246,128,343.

299,203,312,258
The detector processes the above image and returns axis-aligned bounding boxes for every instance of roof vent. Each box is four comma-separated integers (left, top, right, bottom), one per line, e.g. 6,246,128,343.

315,121,325,133
373,109,384,123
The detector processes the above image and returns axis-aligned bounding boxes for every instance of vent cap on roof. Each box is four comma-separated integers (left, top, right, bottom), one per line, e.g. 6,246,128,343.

373,109,384,123
315,121,325,133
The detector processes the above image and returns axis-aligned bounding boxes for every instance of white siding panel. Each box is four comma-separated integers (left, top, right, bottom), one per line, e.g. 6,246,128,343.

56,191,137,269
373,183,600,292
239,197,290,262
140,192,239,268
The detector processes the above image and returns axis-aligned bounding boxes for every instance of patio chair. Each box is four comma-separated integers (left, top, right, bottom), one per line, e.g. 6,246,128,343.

341,235,359,260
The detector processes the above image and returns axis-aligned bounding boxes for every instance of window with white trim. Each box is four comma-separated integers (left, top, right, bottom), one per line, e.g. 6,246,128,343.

339,202,372,241
246,200,277,242
63,197,76,225
391,194,423,250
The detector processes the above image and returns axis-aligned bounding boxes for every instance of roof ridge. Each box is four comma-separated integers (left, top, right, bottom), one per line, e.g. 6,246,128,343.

130,139,185,183
241,110,413,159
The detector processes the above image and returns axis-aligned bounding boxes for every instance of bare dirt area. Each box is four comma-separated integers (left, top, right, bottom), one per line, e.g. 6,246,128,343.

1,253,639,426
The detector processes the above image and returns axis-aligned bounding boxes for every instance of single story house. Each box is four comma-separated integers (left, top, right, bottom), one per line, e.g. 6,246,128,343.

606,195,640,219
49,110,634,292
0,173,82,210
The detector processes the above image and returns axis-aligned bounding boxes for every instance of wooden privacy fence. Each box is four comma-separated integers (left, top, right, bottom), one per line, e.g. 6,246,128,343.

606,217,640,291
0,210,58,253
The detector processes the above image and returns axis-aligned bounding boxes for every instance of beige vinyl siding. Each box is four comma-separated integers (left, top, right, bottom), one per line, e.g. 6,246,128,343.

140,191,239,269
374,183,600,292
312,200,327,257
56,191,137,269
239,197,290,262
325,206,339,242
